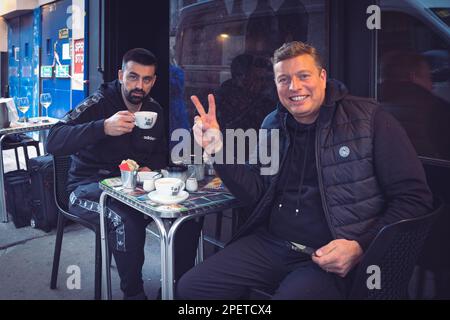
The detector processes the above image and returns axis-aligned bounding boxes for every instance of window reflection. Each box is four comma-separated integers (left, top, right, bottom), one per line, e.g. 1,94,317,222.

378,6,450,161
170,0,327,135
215,53,275,132
380,51,450,160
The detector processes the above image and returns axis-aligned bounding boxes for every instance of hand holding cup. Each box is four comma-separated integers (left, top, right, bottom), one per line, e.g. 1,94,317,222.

104,111,135,136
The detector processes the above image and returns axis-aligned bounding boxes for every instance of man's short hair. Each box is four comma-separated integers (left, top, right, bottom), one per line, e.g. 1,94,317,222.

122,48,158,71
272,41,323,70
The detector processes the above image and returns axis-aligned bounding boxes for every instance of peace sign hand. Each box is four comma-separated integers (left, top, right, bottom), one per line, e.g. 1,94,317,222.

191,94,223,155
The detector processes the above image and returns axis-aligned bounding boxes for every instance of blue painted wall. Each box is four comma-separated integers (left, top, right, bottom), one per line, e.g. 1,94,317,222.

19,13,34,116
41,0,79,119
7,17,20,101
7,0,88,120
8,12,38,118
32,8,42,118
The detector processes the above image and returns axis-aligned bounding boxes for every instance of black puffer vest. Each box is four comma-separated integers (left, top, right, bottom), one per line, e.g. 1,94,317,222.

232,80,385,241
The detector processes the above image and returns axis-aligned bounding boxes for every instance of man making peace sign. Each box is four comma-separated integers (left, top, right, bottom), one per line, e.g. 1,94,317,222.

176,41,433,300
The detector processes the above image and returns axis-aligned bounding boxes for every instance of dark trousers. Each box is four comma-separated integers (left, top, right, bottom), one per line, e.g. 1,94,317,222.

69,182,203,298
176,229,353,300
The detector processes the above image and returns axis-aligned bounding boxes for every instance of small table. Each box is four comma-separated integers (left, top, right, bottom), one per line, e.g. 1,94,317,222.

98,177,241,300
0,117,59,222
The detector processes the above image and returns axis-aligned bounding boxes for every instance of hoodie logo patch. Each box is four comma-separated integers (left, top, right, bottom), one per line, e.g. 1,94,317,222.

339,146,350,158
143,136,156,141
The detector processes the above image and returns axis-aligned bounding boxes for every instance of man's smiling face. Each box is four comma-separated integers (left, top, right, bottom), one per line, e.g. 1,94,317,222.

274,54,327,124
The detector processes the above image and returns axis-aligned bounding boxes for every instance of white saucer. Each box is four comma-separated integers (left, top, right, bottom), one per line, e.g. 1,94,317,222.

148,190,189,205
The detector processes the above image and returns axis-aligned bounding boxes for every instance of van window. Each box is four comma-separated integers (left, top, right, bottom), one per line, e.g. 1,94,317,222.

377,6,450,161
431,8,450,27
170,0,329,137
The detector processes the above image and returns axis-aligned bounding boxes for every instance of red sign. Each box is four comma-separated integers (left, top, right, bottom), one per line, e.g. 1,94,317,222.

74,39,84,74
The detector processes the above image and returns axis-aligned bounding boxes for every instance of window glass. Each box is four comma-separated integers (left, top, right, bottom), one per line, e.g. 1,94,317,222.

378,2,450,161
431,8,450,27
170,0,328,139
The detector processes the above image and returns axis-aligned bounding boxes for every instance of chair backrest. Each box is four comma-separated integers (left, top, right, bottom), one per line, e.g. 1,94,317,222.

348,202,445,299
52,155,72,213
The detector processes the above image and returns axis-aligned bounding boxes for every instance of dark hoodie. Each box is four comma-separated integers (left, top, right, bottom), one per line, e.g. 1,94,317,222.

46,80,168,192
268,114,333,249
267,80,347,248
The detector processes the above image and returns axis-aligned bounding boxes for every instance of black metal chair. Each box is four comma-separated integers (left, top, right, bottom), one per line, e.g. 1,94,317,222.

49,154,103,300
348,202,445,299
2,134,41,170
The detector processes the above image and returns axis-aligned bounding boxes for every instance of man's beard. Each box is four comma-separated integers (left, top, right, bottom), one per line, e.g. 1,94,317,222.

125,88,147,104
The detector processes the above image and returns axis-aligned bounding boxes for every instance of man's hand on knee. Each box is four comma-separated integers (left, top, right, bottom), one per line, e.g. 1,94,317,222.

312,239,363,277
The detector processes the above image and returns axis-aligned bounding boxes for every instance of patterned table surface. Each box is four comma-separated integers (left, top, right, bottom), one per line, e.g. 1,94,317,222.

99,176,240,219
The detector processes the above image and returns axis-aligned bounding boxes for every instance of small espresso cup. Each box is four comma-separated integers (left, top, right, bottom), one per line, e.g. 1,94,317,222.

135,111,157,129
154,178,185,197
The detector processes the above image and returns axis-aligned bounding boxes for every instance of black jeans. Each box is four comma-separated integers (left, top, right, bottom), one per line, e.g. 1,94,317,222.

177,229,353,300
69,182,203,298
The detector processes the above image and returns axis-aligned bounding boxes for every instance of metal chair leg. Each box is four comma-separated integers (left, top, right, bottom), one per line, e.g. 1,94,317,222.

23,144,30,171
34,142,41,156
50,213,66,289
13,147,20,170
94,230,102,300
195,230,204,265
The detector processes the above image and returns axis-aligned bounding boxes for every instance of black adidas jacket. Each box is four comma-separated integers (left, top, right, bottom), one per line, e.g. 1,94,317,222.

46,80,168,192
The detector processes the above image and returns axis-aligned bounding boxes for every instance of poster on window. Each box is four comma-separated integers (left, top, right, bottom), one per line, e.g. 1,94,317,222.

72,38,85,91
74,39,84,74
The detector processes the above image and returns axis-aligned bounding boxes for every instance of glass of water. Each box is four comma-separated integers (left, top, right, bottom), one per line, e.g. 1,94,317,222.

40,93,52,122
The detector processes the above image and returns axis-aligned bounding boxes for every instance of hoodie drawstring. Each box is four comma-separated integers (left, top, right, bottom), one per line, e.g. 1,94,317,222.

294,127,311,215
278,123,311,216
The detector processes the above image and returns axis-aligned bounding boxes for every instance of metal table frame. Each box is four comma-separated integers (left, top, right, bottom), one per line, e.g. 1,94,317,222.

0,119,57,222
98,182,240,300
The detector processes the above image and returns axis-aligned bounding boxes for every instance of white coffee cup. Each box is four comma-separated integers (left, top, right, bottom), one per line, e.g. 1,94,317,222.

154,178,185,197
135,111,157,129
137,171,160,183
143,179,155,192
185,177,198,192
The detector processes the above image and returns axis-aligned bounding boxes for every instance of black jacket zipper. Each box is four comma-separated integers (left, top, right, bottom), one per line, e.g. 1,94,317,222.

315,124,337,239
